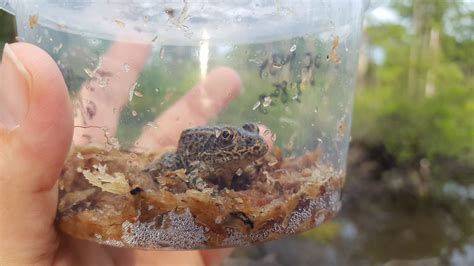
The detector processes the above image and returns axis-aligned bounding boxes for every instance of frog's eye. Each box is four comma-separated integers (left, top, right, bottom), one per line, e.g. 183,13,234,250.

221,129,231,139
243,123,259,134
220,129,234,143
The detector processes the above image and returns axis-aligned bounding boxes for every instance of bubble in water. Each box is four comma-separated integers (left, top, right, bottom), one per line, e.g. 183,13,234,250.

109,137,120,149
252,101,261,110
155,88,160,93
262,96,272,107
314,108,319,113
271,133,277,142
123,63,130,72
290,44,297,52
97,78,108,88
132,110,138,117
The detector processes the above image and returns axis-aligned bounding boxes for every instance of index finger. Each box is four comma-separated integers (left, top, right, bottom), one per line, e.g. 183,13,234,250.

73,40,152,145
134,67,242,151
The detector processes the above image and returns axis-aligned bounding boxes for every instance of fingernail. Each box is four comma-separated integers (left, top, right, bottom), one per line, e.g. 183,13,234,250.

0,43,32,130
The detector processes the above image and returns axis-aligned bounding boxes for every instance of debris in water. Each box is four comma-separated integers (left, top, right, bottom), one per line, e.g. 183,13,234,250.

328,36,342,64
290,44,297,52
129,82,138,102
252,101,261,110
235,168,243,176
271,133,277,142
84,68,94,78
146,122,158,129
262,96,272,107
159,47,165,59
114,19,125,28
53,43,63,54
28,14,39,29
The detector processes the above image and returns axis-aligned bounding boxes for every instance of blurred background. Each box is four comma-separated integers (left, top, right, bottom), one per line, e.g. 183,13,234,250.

1,1,472,265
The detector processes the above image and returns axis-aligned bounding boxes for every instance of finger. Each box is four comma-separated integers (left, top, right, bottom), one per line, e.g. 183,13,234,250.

131,250,205,266
200,248,234,266
0,43,73,264
73,41,151,145
135,67,242,150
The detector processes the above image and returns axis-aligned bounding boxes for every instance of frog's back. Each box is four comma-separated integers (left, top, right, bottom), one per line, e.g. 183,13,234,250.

177,126,221,163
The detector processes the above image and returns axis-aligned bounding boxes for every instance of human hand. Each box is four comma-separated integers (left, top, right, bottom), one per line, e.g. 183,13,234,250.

0,42,270,265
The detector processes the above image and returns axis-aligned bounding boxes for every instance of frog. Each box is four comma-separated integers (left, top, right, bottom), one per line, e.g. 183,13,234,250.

144,123,269,190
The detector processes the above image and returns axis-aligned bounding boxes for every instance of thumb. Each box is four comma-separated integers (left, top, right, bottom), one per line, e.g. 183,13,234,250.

0,43,73,264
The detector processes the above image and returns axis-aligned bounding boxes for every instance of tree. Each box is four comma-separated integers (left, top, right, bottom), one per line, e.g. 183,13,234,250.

353,0,473,165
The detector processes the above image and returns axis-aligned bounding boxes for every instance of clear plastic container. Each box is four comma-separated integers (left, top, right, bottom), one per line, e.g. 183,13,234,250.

2,0,373,249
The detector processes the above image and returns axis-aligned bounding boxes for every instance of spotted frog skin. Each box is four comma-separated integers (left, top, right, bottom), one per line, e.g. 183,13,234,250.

144,123,269,190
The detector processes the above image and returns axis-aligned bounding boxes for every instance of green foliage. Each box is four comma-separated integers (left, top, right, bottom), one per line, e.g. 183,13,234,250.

418,86,474,163
299,221,341,244
353,0,474,166
354,85,474,164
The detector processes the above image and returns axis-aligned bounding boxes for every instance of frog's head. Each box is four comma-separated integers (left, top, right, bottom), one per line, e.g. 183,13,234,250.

178,123,269,173
201,123,268,168
222,123,267,155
